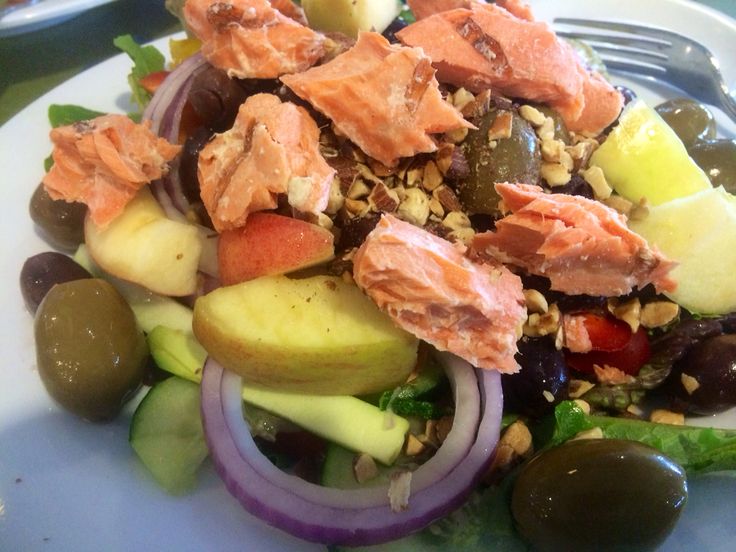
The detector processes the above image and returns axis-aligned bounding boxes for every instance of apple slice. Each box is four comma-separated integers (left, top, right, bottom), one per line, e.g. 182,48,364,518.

218,212,334,285
630,186,736,314
591,99,712,205
193,275,419,395
85,188,202,296
301,0,400,38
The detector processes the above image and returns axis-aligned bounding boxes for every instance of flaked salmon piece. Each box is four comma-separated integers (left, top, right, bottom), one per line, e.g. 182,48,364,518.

396,3,623,135
472,183,677,297
353,214,526,373
198,93,335,232
183,0,326,79
43,115,181,227
269,0,308,25
281,32,472,167
562,314,593,353
407,0,534,22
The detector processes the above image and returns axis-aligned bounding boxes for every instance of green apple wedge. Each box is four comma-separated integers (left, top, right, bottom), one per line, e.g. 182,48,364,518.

590,99,712,206
629,186,736,315
192,274,419,395
84,188,202,297
301,0,400,38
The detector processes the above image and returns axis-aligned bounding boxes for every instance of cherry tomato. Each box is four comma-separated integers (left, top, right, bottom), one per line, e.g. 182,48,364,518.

139,70,170,94
566,326,651,376
579,313,633,352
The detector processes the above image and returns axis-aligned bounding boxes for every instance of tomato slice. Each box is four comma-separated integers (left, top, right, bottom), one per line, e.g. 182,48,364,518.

139,70,171,94
579,313,633,352
565,326,651,376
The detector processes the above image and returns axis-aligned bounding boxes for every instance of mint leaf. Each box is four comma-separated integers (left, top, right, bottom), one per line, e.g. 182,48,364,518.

113,34,166,113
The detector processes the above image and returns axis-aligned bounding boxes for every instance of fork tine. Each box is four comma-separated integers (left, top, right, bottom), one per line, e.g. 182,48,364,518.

597,57,667,79
555,31,670,53
575,43,669,64
554,18,685,44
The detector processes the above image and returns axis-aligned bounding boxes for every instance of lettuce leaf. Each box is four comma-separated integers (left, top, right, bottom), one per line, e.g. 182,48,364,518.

113,34,166,114
547,401,736,475
48,104,105,128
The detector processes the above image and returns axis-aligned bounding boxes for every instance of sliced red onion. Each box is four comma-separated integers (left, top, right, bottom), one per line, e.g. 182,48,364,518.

142,53,221,279
200,353,503,546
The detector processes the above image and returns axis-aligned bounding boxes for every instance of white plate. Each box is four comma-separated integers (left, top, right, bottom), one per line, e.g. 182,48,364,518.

0,1,735,551
0,0,117,37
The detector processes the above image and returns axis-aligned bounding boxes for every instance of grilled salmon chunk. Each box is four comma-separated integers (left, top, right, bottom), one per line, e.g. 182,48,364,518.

353,214,526,373
472,183,677,297
43,115,181,227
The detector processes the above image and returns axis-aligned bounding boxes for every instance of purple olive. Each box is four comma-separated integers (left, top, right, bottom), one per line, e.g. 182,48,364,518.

668,334,736,415
20,252,92,313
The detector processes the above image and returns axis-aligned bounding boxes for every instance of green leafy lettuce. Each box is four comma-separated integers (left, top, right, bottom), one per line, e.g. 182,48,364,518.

547,401,736,475
113,34,166,116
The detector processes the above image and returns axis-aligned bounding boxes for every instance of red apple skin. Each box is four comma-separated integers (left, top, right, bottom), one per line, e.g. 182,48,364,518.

218,212,335,285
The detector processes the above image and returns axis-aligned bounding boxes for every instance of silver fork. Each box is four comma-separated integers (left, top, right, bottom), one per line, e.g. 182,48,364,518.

554,17,736,123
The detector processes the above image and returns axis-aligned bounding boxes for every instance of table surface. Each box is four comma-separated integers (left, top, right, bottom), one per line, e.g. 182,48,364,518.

1,0,735,127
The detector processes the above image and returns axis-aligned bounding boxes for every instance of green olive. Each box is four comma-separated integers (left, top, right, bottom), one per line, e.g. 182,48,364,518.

34,279,149,421
534,105,570,144
687,139,736,194
458,108,541,215
511,439,687,552
655,98,716,147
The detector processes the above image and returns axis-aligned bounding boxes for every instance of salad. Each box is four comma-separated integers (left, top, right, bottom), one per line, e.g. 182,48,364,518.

11,0,736,551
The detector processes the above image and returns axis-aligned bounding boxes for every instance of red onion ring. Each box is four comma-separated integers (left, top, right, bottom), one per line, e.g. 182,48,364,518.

142,53,220,278
145,53,208,217
200,353,502,546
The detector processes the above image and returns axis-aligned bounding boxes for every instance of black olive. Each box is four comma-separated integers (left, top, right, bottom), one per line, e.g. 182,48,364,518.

512,439,688,552
20,252,92,313
382,16,409,44
502,336,569,418
668,334,736,415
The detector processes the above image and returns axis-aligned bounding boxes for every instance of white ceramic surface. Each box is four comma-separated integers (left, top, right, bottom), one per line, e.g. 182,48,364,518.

0,0,116,37
1,1,735,551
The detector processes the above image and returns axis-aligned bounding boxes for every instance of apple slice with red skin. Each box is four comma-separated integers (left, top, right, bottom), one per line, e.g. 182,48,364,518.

218,212,335,285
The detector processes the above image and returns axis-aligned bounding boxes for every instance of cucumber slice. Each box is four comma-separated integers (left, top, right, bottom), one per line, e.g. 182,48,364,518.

321,442,393,489
129,377,208,494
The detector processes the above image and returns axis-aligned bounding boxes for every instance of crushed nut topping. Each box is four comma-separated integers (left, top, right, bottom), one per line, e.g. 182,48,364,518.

485,420,533,481
609,297,641,333
572,427,604,440
681,373,701,395
397,188,431,226
640,300,680,328
594,364,636,385
388,471,412,512
353,453,379,484
519,104,546,127
581,165,612,200
573,399,591,415
523,289,549,314
405,434,427,457
650,409,685,426
524,303,561,337
540,161,571,187
568,379,595,399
